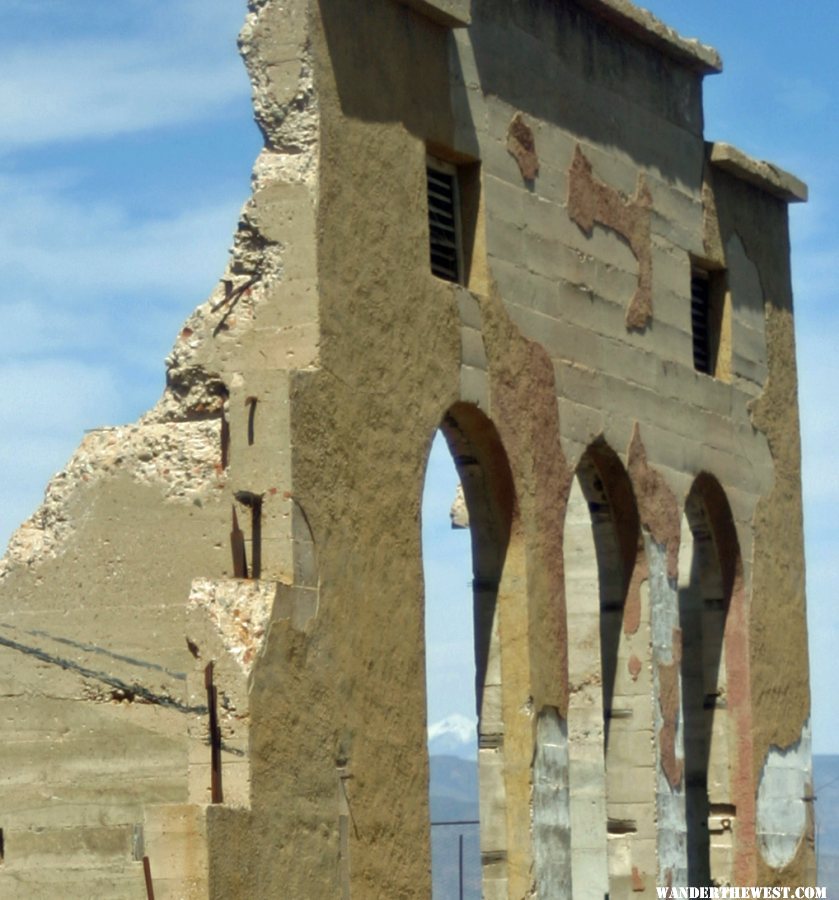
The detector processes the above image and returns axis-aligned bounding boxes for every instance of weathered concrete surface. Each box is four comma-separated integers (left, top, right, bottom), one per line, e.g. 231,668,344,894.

0,0,812,895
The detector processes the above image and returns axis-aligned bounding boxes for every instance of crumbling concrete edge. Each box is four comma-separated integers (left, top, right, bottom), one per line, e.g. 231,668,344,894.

0,0,320,587
571,0,722,74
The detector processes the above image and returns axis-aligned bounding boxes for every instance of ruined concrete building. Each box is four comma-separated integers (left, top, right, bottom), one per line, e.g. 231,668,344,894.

0,0,813,897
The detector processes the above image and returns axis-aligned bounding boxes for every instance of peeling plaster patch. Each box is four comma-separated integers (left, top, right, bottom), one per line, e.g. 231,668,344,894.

627,424,680,581
628,654,642,681
631,865,645,891
188,577,277,675
506,112,539,181
748,294,808,781
532,708,572,900
567,145,653,330
657,657,683,788
623,554,646,636
756,720,811,870
0,420,223,579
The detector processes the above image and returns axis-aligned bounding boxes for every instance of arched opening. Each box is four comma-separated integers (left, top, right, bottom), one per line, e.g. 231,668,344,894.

423,430,480,897
422,403,517,898
679,474,745,886
564,441,656,897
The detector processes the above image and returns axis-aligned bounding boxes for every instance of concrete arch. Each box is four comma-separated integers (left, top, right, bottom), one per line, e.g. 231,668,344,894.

564,439,657,898
678,473,755,885
426,402,524,897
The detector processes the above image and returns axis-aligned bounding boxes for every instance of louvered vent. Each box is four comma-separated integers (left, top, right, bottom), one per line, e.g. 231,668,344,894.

691,270,711,374
427,164,460,283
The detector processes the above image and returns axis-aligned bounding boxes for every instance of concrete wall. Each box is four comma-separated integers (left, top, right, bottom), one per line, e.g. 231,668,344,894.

0,0,812,896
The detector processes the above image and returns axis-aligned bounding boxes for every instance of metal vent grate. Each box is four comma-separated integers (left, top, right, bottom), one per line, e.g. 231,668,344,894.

427,164,460,282
691,271,711,374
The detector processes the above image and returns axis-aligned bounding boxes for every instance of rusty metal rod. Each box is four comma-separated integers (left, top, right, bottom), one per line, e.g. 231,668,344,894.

205,662,223,803
143,856,155,900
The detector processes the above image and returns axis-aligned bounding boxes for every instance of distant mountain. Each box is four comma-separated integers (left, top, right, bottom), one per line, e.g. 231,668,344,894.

815,754,839,897
428,713,478,759
429,754,479,822
429,753,480,900
428,754,839,898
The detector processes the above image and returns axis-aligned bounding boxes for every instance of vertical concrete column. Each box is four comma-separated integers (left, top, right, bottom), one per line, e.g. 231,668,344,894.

564,477,609,899
647,537,689,888
478,596,508,900
533,708,573,900
604,547,658,897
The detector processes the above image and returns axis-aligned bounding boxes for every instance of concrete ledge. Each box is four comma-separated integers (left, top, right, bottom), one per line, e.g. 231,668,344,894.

710,142,808,203
572,0,722,74
394,0,470,27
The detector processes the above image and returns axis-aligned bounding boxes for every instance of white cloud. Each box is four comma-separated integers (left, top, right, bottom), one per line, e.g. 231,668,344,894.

0,43,246,147
0,171,243,312
0,299,109,358
0,0,251,149
0,359,123,549
0,359,122,436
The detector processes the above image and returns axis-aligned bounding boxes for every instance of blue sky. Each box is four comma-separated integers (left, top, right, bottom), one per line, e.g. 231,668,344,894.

1,2,836,754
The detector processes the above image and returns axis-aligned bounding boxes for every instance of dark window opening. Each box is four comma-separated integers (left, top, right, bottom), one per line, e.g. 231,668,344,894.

691,270,712,374
691,265,728,378
427,161,461,283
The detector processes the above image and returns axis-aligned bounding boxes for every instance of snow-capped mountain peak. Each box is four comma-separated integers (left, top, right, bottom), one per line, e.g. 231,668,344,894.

428,713,478,759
